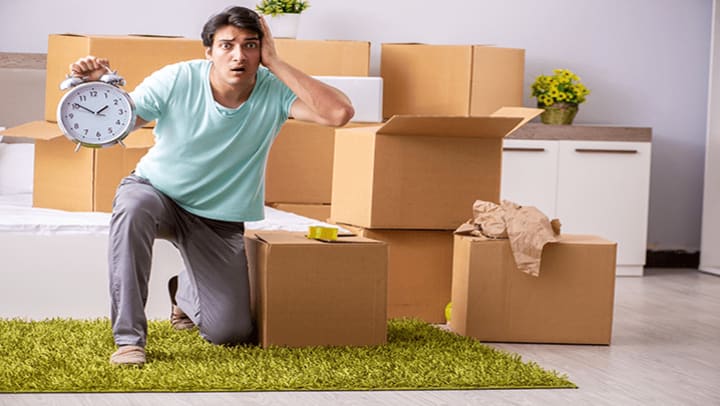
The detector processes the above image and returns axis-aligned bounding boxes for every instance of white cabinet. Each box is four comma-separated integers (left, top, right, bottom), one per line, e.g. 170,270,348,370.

501,133,652,277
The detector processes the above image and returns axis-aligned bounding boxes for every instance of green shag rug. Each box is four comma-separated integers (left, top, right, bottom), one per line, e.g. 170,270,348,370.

0,318,575,392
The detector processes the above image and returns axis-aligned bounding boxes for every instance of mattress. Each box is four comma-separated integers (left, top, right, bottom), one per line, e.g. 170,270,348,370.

0,193,343,320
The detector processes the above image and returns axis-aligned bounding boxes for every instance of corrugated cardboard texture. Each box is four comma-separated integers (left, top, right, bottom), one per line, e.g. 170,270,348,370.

331,116,525,230
381,44,524,118
450,234,617,345
245,231,387,348
44,35,205,123
343,225,454,323
2,120,153,212
275,39,370,76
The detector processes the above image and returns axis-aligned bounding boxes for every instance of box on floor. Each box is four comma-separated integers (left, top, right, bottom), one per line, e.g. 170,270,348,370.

0,121,153,212
330,108,541,230
245,230,388,348
381,44,525,118
450,234,617,345
340,224,454,324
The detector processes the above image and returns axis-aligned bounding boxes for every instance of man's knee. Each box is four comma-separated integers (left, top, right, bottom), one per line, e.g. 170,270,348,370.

201,318,255,346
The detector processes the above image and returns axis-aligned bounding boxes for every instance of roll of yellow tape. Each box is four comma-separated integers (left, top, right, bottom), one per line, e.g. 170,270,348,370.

307,226,338,241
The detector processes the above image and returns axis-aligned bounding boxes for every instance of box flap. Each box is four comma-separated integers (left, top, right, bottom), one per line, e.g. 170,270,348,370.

377,115,523,138
491,107,543,135
0,121,63,141
254,231,382,245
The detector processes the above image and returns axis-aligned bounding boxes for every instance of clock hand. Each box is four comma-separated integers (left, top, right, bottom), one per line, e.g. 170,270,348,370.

96,105,109,116
73,103,96,114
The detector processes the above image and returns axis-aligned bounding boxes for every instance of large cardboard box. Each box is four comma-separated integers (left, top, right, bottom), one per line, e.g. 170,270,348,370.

275,39,370,76
44,34,206,123
450,234,617,345
245,231,387,348
330,109,540,230
341,224,454,323
265,120,375,205
381,44,524,118
0,121,153,212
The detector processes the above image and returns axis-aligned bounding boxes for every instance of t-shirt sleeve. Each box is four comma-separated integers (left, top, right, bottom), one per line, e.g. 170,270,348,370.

130,63,181,123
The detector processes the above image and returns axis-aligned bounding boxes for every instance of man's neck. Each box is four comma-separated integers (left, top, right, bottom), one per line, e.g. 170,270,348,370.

209,68,255,109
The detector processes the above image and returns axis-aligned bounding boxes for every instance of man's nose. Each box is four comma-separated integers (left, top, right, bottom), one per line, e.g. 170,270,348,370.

232,45,246,61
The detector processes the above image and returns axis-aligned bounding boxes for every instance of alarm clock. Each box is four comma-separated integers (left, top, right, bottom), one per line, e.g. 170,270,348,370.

56,68,136,150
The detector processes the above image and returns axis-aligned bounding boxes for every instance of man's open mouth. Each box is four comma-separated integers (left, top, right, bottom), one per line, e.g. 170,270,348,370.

231,67,246,73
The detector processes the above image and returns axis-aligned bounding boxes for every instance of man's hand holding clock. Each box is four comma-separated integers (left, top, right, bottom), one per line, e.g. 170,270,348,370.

57,56,137,150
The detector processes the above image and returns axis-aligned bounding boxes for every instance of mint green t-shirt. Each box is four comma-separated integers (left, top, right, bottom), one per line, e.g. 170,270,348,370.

130,60,296,221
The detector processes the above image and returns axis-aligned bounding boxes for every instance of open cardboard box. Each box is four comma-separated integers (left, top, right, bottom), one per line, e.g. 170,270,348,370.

450,233,617,345
330,107,541,230
245,230,387,348
0,121,153,212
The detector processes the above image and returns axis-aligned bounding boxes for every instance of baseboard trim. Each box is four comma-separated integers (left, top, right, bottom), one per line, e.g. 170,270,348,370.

646,250,700,268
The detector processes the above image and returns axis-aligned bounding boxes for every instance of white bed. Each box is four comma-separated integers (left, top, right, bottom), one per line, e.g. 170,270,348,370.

0,188,343,320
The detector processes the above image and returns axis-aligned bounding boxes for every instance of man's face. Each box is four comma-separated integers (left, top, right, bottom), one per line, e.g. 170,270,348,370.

206,25,261,88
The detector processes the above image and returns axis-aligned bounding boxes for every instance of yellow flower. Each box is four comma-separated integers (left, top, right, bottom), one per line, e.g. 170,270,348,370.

531,68,590,107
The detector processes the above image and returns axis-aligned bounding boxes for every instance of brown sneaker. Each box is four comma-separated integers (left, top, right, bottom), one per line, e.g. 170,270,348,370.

168,275,196,330
110,345,145,366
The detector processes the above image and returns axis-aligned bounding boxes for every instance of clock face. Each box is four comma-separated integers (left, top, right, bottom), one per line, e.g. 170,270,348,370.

57,81,136,147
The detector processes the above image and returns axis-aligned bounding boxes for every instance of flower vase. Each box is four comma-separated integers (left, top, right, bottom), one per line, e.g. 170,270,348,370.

540,102,579,125
265,13,301,39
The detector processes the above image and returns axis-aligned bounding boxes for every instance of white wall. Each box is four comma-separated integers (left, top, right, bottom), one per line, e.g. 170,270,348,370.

0,0,713,252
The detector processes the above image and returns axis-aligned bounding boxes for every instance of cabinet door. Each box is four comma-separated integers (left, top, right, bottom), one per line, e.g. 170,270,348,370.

501,139,559,218
556,141,651,272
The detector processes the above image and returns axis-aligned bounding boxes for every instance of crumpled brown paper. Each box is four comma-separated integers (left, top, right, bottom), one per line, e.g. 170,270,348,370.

455,200,561,276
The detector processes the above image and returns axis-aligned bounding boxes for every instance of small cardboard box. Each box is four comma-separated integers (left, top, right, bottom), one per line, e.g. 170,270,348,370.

44,34,206,124
275,39,370,76
450,234,617,345
330,109,540,229
269,203,331,222
381,44,524,118
313,76,383,122
265,120,375,205
341,224,454,323
0,121,153,212
245,231,388,348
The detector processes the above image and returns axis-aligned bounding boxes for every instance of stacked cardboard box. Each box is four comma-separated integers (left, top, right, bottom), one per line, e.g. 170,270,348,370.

330,111,539,323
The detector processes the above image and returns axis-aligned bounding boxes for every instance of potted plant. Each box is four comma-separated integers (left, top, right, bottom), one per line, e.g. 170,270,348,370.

256,0,310,39
531,68,590,125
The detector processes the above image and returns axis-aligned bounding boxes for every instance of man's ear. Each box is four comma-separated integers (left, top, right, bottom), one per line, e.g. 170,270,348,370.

205,47,212,60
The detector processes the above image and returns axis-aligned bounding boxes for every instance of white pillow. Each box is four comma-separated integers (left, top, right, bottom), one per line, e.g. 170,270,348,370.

0,143,35,195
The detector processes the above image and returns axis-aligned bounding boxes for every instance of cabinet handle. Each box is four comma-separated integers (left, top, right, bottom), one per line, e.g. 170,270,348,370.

503,147,546,152
575,148,638,154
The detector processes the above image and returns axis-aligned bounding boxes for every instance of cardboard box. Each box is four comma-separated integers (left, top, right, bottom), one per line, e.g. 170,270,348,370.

381,44,524,118
313,76,383,122
275,39,370,76
330,109,540,230
269,203,331,222
341,224,454,323
44,34,206,124
0,121,153,212
245,231,388,347
450,234,617,345
265,120,375,205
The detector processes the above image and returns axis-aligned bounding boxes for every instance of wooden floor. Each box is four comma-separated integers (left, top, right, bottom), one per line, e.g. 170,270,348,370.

2,267,719,406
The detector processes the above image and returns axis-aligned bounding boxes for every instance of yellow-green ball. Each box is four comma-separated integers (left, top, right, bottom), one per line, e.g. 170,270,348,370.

444,302,452,323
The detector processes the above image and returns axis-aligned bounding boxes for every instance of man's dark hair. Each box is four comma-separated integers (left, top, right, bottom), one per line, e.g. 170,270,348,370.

201,6,263,47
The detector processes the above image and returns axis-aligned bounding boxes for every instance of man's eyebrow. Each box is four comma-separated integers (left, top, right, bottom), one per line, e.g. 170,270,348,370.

243,36,260,42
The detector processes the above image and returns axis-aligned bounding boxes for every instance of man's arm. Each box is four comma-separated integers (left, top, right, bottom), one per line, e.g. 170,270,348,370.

258,17,354,127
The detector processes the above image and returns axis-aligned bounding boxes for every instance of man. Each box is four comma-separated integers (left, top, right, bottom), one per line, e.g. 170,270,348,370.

69,6,354,366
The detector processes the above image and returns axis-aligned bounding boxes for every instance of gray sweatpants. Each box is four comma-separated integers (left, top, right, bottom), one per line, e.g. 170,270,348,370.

108,174,254,347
